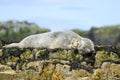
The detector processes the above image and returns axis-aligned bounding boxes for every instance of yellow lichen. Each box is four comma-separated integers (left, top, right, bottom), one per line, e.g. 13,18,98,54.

20,49,32,60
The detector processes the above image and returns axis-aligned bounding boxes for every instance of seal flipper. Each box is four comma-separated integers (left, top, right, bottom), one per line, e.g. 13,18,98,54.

2,43,20,48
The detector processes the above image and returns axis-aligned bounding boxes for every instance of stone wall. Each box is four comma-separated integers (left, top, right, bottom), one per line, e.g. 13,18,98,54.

0,45,120,80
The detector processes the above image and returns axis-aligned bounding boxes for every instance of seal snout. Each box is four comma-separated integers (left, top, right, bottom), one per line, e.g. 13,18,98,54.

83,49,95,54
90,50,96,54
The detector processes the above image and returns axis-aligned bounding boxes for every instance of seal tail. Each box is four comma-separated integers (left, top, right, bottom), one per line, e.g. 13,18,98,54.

2,43,20,48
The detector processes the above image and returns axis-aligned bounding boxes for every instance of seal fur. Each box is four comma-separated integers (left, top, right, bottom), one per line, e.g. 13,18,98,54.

3,31,95,53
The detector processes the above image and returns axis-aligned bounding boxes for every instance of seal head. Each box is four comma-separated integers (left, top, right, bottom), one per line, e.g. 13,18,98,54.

78,38,95,54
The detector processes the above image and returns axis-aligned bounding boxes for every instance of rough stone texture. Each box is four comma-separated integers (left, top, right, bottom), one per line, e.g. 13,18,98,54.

0,45,120,80
91,62,120,80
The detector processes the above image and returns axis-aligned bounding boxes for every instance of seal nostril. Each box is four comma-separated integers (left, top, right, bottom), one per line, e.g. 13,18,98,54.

90,50,95,54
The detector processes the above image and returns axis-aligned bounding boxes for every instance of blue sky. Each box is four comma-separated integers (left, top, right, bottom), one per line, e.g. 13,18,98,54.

0,0,120,31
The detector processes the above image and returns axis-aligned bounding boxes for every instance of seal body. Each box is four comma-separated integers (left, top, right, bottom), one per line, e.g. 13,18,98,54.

3,31,95,53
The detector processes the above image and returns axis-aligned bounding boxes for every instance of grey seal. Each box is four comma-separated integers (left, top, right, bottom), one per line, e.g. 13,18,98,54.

3,31,95,53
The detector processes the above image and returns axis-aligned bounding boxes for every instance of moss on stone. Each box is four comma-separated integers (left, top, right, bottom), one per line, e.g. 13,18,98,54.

40,63,55,80
49,49,67,60
37,49,49,60
91,62,120,80
0,64,12,72
73,69,91,78
0,45,120,80
10,56,19,62
20,49,32,60
0,41,2,48
95,51,120,67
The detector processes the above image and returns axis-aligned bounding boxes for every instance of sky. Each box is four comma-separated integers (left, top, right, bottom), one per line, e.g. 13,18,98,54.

0,0,120,31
